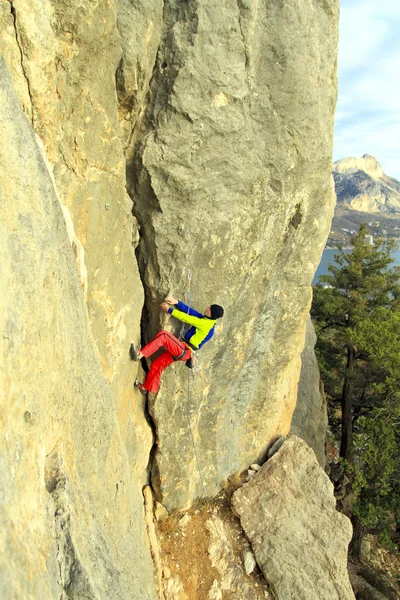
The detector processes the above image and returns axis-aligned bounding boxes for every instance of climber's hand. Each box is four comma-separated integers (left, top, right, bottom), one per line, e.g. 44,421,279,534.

164,295,177,305
160,302,170,313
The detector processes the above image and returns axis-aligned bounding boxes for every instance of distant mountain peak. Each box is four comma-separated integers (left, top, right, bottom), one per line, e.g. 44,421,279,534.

332,154,400,215
333,154,383,180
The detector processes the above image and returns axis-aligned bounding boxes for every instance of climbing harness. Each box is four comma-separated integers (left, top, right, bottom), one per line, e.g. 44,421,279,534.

171,348,187,361
178,270,255,600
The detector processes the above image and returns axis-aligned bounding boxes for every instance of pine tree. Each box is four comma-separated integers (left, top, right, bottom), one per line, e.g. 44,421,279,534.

312,224,400,551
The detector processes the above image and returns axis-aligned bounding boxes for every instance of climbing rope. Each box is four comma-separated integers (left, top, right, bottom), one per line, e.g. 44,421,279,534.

178,270,255,600
178,269,201,372
178,269,192,340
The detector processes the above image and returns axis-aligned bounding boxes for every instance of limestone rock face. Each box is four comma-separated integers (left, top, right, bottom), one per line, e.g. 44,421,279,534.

333,155,400,212
1,1,156,593
116,0,164,143
1,0,340,592
291,316,328,467
0,1,32,120
0,57,156,600
0,0,147,442
232,436,355,600
128,0,339,510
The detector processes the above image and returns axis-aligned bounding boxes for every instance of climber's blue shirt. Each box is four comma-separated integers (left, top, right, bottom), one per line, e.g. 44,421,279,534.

168,301,216,350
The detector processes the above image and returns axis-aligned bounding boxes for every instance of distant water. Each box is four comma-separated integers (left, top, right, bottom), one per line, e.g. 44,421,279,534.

313,248,400,284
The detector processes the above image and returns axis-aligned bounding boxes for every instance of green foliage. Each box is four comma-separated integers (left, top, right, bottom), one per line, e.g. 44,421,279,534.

312,224,400,548
353,414,400,543
352,308,400,399
313,226,400,411
312,225,400,408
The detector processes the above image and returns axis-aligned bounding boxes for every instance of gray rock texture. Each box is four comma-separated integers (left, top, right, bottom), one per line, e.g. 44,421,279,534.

0,57,156,600
232,436,355,600
126,0,339,510
291,315,328,467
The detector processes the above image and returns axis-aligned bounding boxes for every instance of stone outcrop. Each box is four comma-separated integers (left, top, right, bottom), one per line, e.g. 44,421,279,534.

125,0,339,510
291,315,328,467
0,57,156,599
333,155,400,213
232,436,355,600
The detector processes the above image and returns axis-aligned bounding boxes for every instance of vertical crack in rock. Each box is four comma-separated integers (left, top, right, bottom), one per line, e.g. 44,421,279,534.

44,450,97,600
115,1,168,504
142,486,163,596
115,1,169,511
7,0,34,125
129,0,199,500
236,0,250,70
129,0,199,335
141,384,159,491
117,0,199,504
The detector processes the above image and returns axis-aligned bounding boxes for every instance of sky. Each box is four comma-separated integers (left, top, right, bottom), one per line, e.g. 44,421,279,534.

333,0,400,180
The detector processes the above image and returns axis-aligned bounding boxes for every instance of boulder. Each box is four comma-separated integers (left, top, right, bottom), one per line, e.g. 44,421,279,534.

232,436,355,600
243,550,257,575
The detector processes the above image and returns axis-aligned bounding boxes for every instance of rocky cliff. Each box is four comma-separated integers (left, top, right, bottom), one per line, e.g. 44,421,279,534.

333,154,400,213
0,56,155,600
1,0,340,598
124,0,339,511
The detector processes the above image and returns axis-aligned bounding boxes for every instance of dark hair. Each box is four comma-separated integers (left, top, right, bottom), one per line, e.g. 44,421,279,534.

210,304,224,319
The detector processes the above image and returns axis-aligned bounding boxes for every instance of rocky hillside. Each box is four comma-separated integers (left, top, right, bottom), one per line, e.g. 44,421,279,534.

333,154,400,213
0,0,346,598
329,155,400,245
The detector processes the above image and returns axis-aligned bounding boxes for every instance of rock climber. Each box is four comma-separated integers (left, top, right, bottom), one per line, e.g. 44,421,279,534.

130,295,224,395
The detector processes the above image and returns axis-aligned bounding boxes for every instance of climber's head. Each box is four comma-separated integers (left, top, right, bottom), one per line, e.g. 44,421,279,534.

206,304,224,320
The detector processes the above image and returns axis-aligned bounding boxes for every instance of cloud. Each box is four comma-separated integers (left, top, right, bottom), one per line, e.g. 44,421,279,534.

333,0,400,180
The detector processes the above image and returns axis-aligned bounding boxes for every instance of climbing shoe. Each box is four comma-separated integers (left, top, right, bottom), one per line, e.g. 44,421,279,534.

185,358,193,369
130,343,140,361
134,380,148,396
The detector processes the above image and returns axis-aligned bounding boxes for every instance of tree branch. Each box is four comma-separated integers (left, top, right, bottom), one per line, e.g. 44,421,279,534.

316,321,347,333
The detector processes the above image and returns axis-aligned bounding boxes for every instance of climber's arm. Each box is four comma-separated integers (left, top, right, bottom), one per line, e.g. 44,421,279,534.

164,296,204,319
174,300,204,319
168,307,204,328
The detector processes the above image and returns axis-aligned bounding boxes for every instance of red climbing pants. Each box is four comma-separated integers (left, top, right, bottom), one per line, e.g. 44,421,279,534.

141,330,192,393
